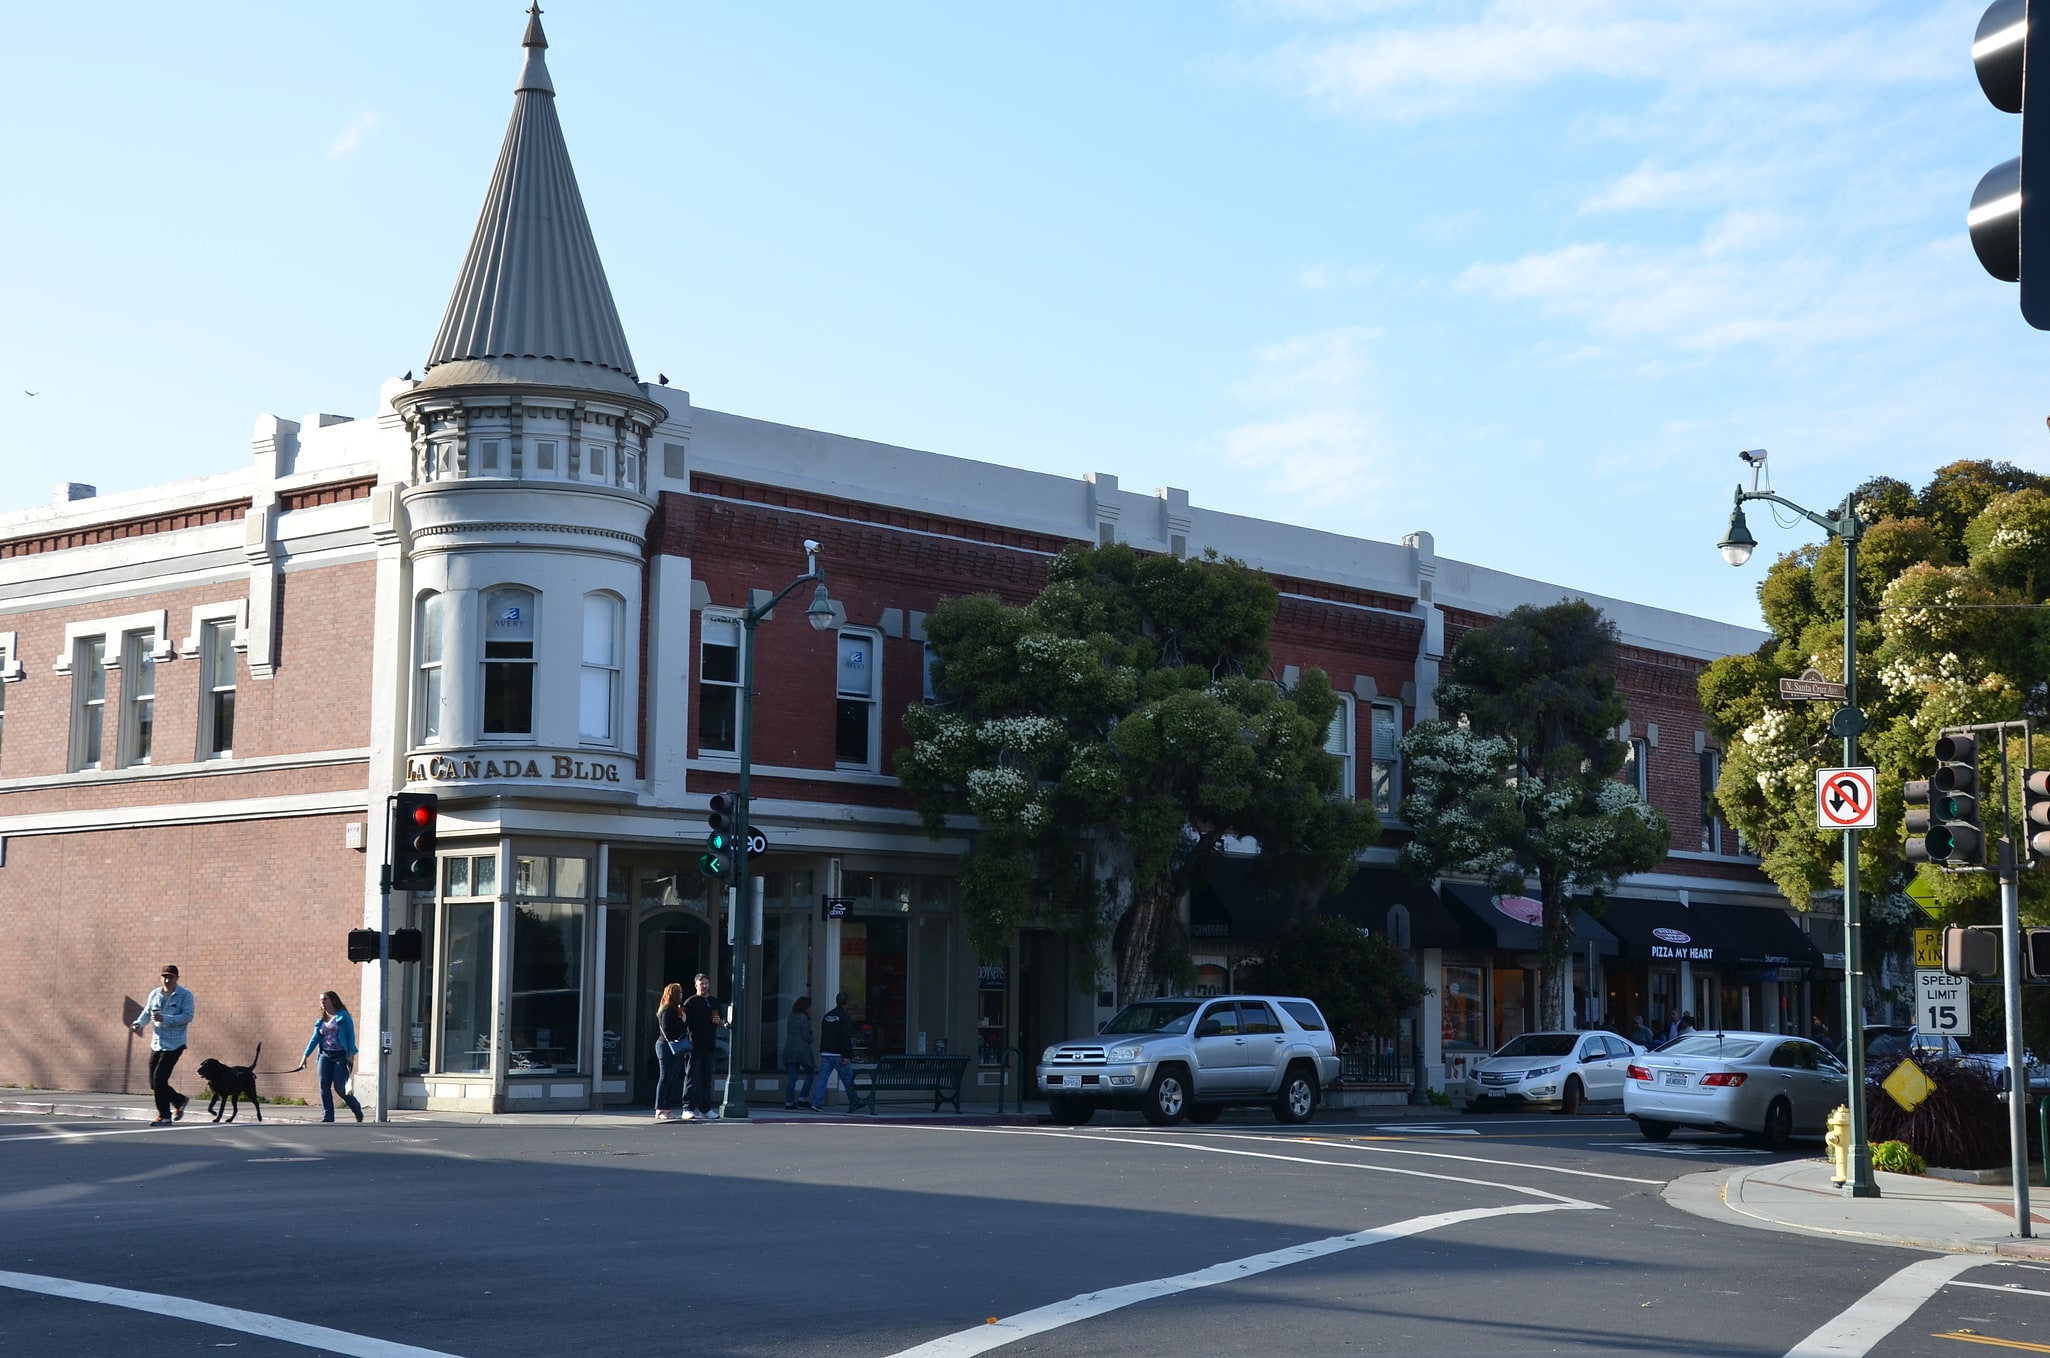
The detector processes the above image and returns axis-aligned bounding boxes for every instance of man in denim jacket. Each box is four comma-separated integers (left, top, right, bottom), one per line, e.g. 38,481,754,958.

131,964,194,1126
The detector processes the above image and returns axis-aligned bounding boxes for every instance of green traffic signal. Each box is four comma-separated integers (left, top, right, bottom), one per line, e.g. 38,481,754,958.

698,852,727,878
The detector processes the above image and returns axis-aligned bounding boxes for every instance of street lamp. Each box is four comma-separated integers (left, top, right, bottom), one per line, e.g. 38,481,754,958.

719,540,837,1119
1716,457,1880,1199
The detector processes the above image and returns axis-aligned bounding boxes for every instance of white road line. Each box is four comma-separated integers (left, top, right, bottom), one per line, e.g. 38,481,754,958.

1782,1254,1984,1357
0,1270,468,1358
882,1201,1581,1358
1950,1277,2050,1299
1102,1127,1664,1186
0,1126,168,1143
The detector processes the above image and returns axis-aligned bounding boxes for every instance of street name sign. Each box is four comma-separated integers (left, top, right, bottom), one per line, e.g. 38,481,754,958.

1780,668,1848,702
1816,767,1879,830
1916,969,1972,1037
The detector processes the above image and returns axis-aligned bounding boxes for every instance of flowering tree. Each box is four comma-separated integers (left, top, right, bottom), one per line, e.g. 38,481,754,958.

1399,600,1669,1028
1700,461,2050,921
896,543,1379,1001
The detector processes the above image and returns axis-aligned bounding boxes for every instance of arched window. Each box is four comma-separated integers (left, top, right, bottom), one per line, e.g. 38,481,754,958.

416,592,445,744
580,593,621,743
482,587,537,737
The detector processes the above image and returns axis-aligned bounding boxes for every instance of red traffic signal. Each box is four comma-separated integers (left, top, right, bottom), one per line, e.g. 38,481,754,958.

389,792,440,890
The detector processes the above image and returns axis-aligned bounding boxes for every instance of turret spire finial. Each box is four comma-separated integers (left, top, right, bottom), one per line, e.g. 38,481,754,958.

517,3,553,95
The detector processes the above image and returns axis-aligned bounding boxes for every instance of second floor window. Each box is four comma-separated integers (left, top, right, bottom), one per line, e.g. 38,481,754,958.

1621,737,1649,797
483,588,536,737
202,619,237,758
417,593,445,744
74,636,107,770
580,593,621,743
122,630,155,766
836,631,878,768
698,614,740,754
1700,749,1725,854
1369,702,1401,816
1324,695,1355,799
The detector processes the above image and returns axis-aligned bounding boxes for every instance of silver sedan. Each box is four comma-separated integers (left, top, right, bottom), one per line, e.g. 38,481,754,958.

1623,1031,1847,1149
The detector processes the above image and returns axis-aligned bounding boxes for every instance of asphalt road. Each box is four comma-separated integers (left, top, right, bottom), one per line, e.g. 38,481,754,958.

2,1107,2046,1357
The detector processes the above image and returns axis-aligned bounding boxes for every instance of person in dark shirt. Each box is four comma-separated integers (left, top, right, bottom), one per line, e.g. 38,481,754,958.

654,982,688,1123
808,992,858,1111
681,973,725,1120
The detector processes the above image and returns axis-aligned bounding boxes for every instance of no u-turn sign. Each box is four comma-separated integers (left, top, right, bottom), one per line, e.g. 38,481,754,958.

1816,767,1878,830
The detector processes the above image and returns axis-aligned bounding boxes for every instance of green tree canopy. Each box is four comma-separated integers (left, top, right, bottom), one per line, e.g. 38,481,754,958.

1700,460,2050,924
896,543,1380,1001
1399,600,1670,1027
1237,915,1425,1050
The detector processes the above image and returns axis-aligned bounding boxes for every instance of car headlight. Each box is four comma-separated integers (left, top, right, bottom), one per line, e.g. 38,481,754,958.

1524,1065,1561,1080
1042,1046,1060,1065
1107,1046,1145,1063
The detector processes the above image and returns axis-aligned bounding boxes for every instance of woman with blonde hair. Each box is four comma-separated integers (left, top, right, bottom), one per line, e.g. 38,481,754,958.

653,982,688,1123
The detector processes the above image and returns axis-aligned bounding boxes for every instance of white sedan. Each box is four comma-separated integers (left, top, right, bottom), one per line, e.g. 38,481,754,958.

1624,1031,1846,1149
1466,1031,1644,1114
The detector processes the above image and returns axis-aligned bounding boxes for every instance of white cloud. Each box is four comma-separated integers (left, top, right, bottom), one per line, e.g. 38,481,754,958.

327,111,380,160
1215,327,1390,501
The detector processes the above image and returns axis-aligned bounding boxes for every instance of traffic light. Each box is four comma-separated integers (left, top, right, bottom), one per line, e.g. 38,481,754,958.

702,791,734,879
2027,928,2050,979
1945,923,2002,978
2025,769,2050,863
1909,733,1986,868
1970,0,2050,327
389,792,440,889
347,928,380,964
389,928,424,964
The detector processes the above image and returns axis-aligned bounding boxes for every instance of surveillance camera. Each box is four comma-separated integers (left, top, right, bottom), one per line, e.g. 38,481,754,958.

803,539,823,554
1738,449,1767,465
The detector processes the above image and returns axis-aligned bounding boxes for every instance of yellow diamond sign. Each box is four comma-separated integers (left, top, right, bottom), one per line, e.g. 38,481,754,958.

1881,1058,1937,1112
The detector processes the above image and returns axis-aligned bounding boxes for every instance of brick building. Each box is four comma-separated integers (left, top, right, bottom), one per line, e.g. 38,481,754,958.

0,12,1819,1115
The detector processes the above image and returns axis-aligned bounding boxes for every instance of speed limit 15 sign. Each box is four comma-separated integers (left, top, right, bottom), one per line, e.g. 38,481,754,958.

1915,969,1972,1039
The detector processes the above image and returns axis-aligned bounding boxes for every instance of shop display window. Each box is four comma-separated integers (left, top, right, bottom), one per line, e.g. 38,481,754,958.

510,899,584,1075
439,903,495,1074
1441,963,1485,1053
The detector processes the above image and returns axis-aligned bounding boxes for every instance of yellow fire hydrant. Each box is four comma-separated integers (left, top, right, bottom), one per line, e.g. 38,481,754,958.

1825,1104,1851,1184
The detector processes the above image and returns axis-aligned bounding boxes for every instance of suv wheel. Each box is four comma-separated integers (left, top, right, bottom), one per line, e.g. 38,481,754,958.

1272,1064,1317,1125
1048,1097,1093,1126
1142,1066,1189,1125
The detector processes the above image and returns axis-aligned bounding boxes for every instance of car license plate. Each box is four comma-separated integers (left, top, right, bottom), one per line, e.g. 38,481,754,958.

1663,1071,1688,1087
1057,1074,1077,1087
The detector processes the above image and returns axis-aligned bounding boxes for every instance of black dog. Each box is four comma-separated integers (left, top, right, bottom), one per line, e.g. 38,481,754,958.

196,1043,263,1123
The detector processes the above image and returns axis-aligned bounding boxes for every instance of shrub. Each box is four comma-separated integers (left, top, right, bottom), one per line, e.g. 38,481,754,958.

1870,1140,1926,1175
1864,1056,2023,1171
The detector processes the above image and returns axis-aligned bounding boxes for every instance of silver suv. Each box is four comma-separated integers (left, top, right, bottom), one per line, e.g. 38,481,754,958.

1037,995,1341,1127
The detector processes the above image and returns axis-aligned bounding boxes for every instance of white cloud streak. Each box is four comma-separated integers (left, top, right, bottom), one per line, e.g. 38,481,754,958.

327,111,379,160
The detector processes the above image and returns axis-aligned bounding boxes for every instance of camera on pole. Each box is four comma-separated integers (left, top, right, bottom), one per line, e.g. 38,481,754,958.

1971,0,2050,326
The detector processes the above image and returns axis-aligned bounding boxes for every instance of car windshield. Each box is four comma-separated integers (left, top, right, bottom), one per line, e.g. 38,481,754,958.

1492,1034,1577,1058
1100,1001,1201,1036
1661,1035,1764,1060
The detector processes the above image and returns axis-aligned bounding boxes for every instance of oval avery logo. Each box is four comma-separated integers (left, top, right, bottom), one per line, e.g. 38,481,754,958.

1652,927,1692,945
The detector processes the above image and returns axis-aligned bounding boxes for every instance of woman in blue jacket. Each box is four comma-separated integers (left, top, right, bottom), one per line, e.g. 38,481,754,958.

296,991,364,1122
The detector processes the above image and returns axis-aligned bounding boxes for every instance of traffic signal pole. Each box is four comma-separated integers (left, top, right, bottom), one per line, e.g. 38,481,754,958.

1998,838,2031,1233
1836,512,1880,1199
377,857,392,1126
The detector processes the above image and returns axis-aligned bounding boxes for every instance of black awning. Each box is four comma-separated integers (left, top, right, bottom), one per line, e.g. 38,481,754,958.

1439,883,1619,957
1597,896,1822,970
1189,859,1458,947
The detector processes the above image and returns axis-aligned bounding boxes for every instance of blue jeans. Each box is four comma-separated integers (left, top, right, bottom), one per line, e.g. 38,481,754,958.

654,1041,686,1113
318,1051,361,1122
784,1060,813,1107
810,1053,856,1108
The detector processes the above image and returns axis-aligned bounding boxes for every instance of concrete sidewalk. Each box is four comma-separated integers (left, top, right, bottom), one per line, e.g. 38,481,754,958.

1671,1156,2050,1259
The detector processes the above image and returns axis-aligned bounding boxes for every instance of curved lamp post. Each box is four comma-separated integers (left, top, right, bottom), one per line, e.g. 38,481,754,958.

720,541,837,1119
1718,476,1879,1198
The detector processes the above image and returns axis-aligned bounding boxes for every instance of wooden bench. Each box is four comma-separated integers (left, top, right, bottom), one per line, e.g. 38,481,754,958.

849,1055,970,1114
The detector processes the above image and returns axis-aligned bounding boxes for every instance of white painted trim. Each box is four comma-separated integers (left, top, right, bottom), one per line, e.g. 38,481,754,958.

0,747,369,795
51,608,171,674
0,789,369,838
686,757,899,788
0,631,18,683
180,599,250,658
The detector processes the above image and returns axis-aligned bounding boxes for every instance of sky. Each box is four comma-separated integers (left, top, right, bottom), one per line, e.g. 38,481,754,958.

1,1,2043,630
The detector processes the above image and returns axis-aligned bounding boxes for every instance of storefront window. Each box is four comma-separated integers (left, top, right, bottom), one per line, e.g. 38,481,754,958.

1493,967,1533,1043
405,895,436,1075
439,902,495,1074
916,917,951,1055
602,905,627,1078
841,916,908,1060
1441,963,1484,1052
977,960,1008,1066
756,906,813,1074
510,899,584,1074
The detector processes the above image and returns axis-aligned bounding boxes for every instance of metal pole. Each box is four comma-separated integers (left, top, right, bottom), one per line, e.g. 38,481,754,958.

2000,838,2033,1233
1839,503,1878,1197
377,860,392,1125
720,612,758,1120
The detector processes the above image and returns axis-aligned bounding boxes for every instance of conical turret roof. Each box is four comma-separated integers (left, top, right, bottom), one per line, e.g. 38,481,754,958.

419,5,641,399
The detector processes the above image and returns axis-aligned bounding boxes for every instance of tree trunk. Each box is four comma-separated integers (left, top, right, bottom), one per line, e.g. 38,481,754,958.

1116,881,1177,1003
1537,868,1571,1034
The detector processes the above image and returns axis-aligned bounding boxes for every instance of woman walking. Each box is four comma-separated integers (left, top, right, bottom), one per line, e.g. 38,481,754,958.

296,990,364,1123
654,982,689,1123
782,996,814,1109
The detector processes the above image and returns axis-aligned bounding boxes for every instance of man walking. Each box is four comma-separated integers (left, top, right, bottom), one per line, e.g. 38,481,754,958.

680,973,725,1121
132,964,194,1126
808,991,858,1112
